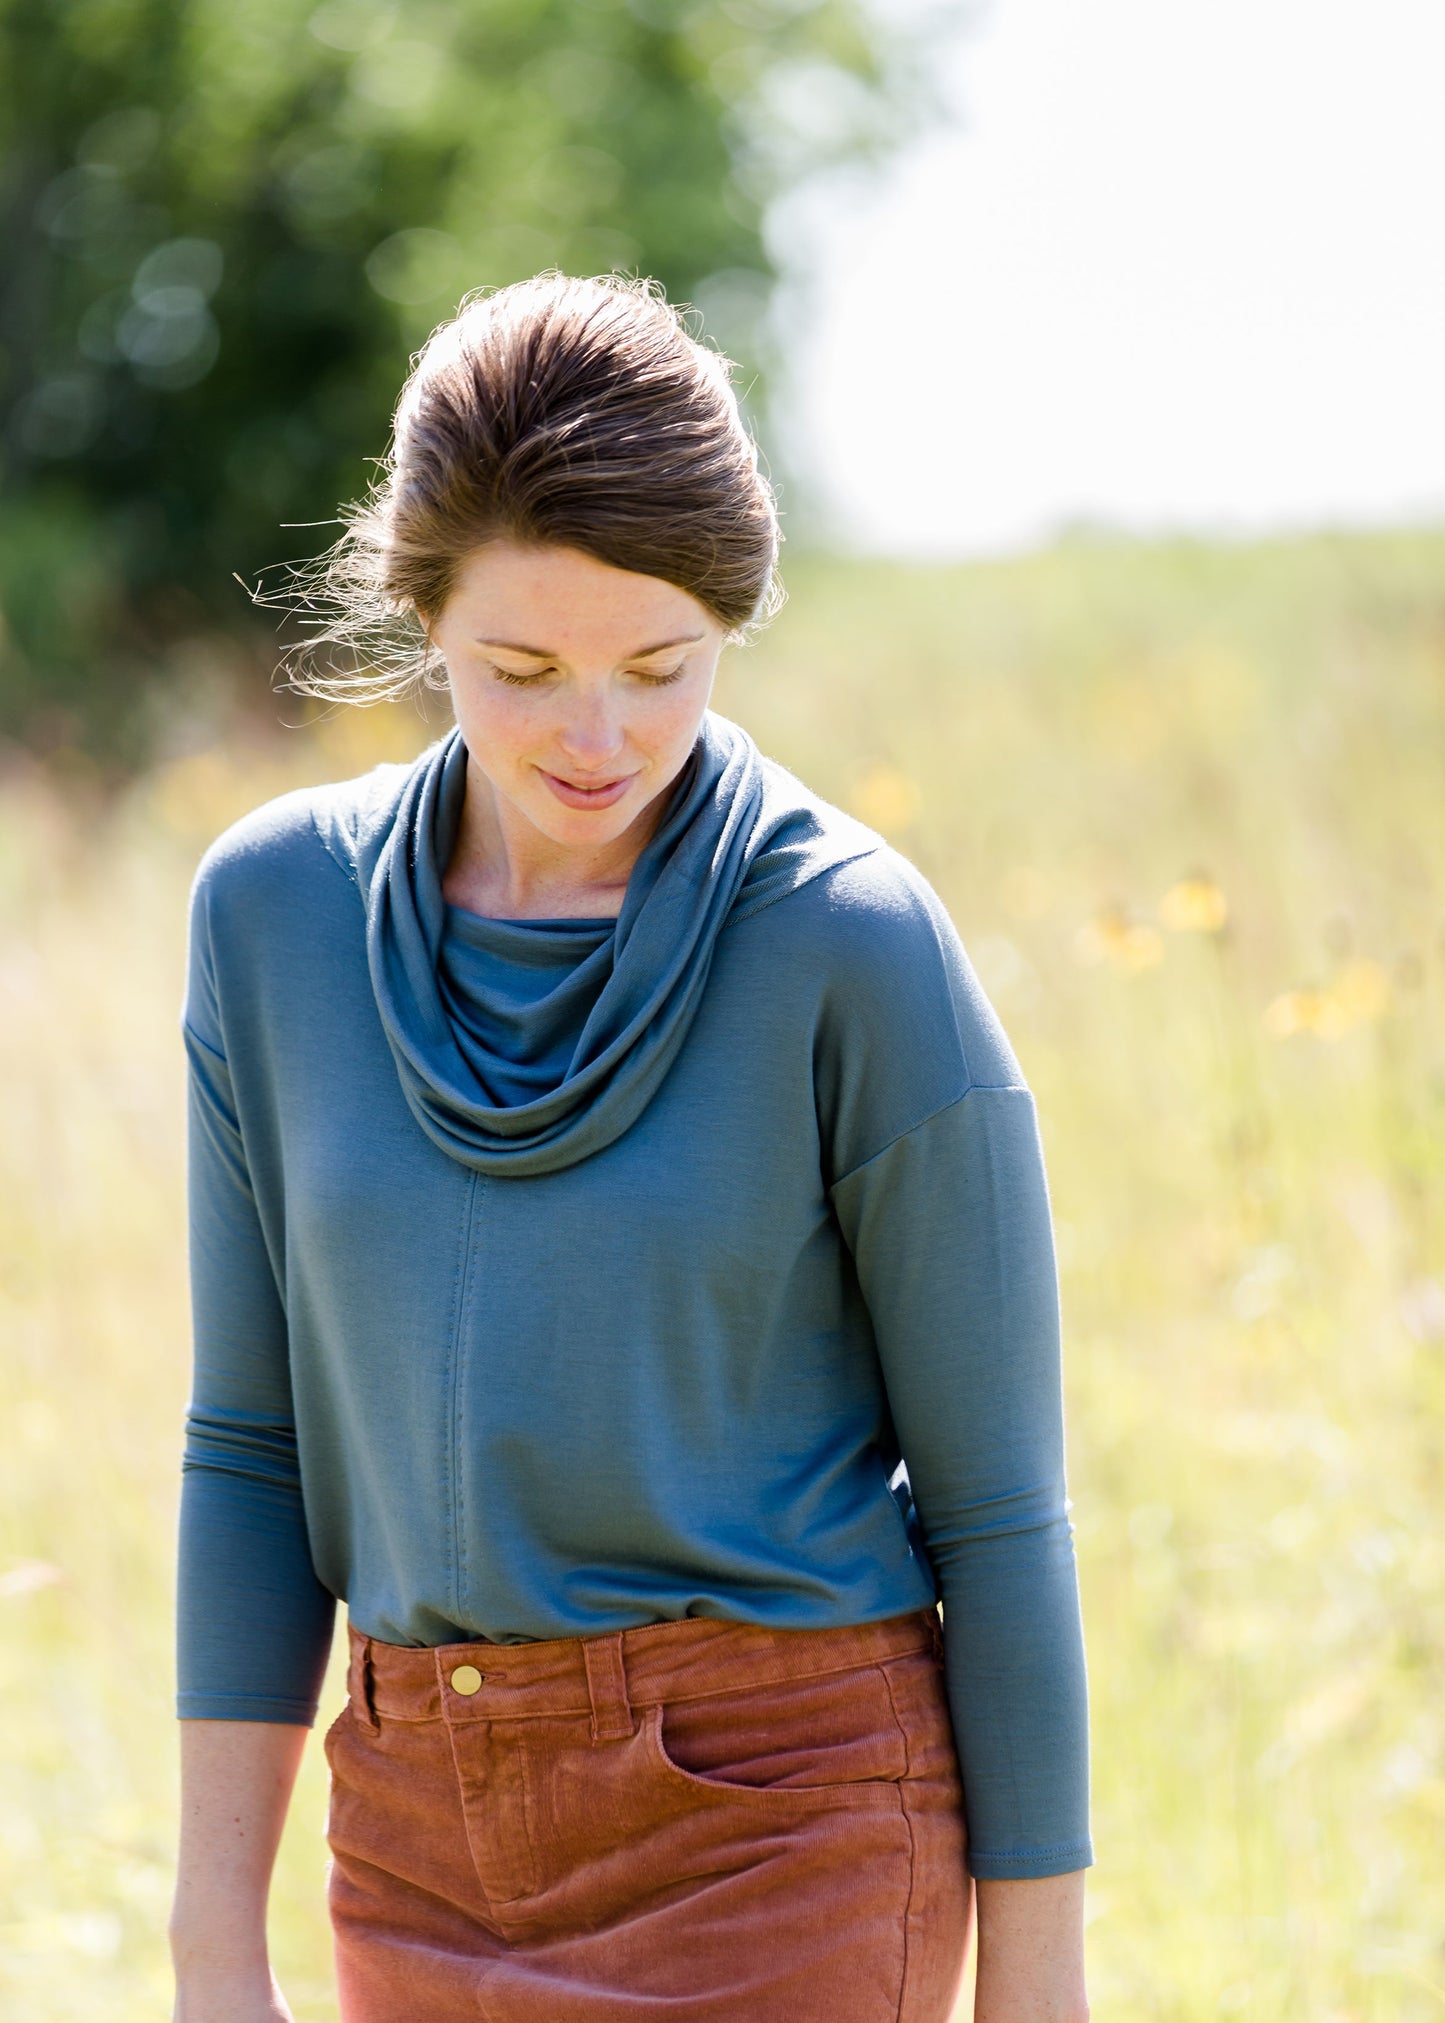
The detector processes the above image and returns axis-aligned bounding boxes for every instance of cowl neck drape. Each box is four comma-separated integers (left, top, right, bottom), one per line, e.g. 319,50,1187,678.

438,910,615,1112
313,708,882,1175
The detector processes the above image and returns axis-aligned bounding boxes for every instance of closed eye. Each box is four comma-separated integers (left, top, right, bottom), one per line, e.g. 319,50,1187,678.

487,662,688,688
489,665,554,687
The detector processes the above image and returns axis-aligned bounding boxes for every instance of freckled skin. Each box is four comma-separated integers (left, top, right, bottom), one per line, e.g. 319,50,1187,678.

427,542,726,921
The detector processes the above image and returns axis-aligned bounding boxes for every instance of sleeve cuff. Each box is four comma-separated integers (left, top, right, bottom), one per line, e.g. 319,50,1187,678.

968,1838,1095,1880
177,1691,319,1725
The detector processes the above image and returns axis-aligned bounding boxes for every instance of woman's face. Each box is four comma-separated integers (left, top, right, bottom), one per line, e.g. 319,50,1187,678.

429,540,725,856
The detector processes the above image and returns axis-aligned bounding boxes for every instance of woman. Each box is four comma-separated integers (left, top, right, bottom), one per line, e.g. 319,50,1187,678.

168,272,1093,2023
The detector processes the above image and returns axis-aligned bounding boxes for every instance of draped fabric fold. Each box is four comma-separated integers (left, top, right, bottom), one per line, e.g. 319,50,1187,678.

316,709,883,1175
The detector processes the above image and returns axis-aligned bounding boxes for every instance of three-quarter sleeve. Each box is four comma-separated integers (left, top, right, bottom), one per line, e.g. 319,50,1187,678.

812,846,1093,1879
829,1086,1093,1878
176,868,335,1722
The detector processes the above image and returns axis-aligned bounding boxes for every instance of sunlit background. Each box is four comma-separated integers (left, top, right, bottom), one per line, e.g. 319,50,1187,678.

2,1,1443,2018
782,0,1445,555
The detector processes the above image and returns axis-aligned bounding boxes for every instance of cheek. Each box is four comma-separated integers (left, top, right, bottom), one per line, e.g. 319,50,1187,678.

640,704,694,759
450,682,541,764
644,678,714,756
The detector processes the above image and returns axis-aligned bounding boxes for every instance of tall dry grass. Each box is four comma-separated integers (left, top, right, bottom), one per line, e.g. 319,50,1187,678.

2,525,1443,2020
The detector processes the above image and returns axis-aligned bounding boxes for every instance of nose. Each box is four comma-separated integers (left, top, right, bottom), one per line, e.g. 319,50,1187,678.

555,686,627,773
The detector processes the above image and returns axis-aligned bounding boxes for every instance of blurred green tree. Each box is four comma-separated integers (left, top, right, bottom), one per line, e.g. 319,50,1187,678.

0,0,960,762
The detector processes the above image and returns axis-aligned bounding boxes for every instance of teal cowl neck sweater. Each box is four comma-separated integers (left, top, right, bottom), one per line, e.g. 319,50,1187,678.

177,709,1094,1881
339,711,879,1173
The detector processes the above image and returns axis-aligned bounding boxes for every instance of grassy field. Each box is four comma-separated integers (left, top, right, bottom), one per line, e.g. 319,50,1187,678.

3,524,1443,2020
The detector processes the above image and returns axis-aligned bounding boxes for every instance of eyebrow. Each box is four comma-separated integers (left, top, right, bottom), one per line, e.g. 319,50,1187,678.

473,634,706,659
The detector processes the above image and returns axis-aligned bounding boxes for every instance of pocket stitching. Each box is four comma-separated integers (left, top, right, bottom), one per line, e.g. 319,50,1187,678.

643,1699,905,1809
878,1658,913,1780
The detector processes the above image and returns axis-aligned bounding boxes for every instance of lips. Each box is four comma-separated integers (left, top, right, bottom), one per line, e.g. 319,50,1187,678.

538,767,637,810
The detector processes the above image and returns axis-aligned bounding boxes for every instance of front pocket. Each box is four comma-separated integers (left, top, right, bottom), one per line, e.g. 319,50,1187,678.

645,1662,908,1808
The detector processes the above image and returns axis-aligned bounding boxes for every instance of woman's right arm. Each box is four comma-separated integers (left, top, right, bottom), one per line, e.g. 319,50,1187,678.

172,857,338,2012
171,1719,309,2021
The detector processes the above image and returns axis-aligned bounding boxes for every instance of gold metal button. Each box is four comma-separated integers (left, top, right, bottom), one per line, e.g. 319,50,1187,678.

449,1664,483,1697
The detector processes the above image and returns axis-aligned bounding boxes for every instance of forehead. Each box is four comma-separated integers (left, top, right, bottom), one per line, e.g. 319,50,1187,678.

444,541,716,655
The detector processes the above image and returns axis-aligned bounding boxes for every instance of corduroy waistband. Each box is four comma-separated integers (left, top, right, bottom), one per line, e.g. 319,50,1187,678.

345,1607,942,1733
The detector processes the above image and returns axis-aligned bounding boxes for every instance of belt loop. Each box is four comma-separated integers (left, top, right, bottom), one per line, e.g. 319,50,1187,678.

582,1631,635,1743
929,1604,946,1665
349,1631,380,1733
362,1639,380,1732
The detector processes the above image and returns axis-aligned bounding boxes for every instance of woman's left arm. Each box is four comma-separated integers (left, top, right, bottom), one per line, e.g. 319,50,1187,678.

829,1080,1093,2013
829,1082,1093,1867
810,851,1093,2008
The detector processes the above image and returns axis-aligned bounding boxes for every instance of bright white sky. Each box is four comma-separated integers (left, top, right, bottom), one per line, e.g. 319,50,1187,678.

770,0,1445,557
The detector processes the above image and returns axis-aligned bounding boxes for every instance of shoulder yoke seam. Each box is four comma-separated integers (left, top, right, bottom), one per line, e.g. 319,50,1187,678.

828,1081,1032,1196
309,803,363,893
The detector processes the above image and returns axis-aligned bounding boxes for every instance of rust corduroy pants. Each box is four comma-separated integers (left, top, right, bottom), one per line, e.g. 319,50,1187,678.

324,1606,972,2020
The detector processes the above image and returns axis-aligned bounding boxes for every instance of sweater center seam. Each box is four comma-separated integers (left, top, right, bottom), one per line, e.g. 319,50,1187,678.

446,1173,482,1624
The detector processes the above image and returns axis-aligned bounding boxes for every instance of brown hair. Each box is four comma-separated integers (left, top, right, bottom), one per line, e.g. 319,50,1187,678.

268,271,783,705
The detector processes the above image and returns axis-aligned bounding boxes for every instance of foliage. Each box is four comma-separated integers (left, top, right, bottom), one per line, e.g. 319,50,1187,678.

0,0,956,760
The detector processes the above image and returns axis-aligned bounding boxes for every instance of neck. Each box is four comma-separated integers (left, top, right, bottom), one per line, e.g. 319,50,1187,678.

442,755,668,920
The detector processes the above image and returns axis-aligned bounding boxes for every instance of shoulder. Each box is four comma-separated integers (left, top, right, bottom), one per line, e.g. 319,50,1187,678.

182,766,402,1054
758,841,1027,1095
181,765,401,1045
187,760,410,930
781,841,953,963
